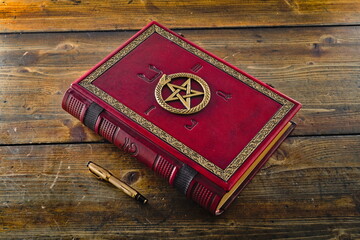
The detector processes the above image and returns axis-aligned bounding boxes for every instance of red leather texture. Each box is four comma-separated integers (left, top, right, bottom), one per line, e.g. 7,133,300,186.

92,32,281,170
70,21,301,190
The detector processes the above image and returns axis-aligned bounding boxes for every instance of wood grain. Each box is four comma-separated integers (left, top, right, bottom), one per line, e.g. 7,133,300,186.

0,26,359,145
0,135,359,239
1,1,359,238
1,0,360,33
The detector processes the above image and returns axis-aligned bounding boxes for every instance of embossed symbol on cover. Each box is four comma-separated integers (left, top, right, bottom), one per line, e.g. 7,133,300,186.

154,73,211,115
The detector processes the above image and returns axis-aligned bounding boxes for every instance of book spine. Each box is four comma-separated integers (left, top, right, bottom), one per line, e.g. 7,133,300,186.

62,88,222,214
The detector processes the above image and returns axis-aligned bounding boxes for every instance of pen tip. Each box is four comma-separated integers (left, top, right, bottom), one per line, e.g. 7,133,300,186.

135,194,148,204
87,161,92,167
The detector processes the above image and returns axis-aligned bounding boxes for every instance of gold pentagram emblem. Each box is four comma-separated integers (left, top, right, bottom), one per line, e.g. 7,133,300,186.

154,73,211,115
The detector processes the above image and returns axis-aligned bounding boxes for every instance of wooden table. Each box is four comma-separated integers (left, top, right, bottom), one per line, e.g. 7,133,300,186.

1,1,359,239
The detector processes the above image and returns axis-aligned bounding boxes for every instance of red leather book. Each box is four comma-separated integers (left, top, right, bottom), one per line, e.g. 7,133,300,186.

62,21,301,215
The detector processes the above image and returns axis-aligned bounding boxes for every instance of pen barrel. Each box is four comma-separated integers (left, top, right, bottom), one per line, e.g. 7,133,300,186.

108,176,138,198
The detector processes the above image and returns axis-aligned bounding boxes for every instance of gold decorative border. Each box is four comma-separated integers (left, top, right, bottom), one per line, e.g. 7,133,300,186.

79,24,295,181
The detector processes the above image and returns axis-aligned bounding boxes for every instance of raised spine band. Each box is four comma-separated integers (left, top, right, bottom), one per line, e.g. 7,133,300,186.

174,164,198,195
84,102,104,131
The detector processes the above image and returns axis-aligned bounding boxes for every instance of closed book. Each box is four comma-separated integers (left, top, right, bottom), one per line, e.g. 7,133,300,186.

62,21,301,215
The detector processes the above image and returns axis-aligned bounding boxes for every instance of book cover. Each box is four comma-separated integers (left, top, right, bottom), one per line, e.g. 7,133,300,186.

62,21,301,215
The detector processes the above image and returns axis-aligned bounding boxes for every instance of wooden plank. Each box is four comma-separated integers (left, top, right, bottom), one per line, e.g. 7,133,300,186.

1,0,360,33
0,135,359,239
0,26,359,145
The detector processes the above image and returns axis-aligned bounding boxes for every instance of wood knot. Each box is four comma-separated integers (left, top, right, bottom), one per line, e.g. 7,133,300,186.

56,42,76,51
70,124,87,141
336,232,352,240
271,148,289,162
18,67,31,73
320,35,337,45
353,193,360,214
69,0,81,5
19,51,39,66
122,171,140,185
311,43,323,57
177,32,185,38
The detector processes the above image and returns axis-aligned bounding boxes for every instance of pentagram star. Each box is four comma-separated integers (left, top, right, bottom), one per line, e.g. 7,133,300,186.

164,78,204,110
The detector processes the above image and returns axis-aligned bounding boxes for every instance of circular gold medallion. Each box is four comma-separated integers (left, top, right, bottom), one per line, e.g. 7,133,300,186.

155,73,211,115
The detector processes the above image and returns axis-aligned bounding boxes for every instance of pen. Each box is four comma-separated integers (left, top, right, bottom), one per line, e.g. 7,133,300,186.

87,161,148,204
